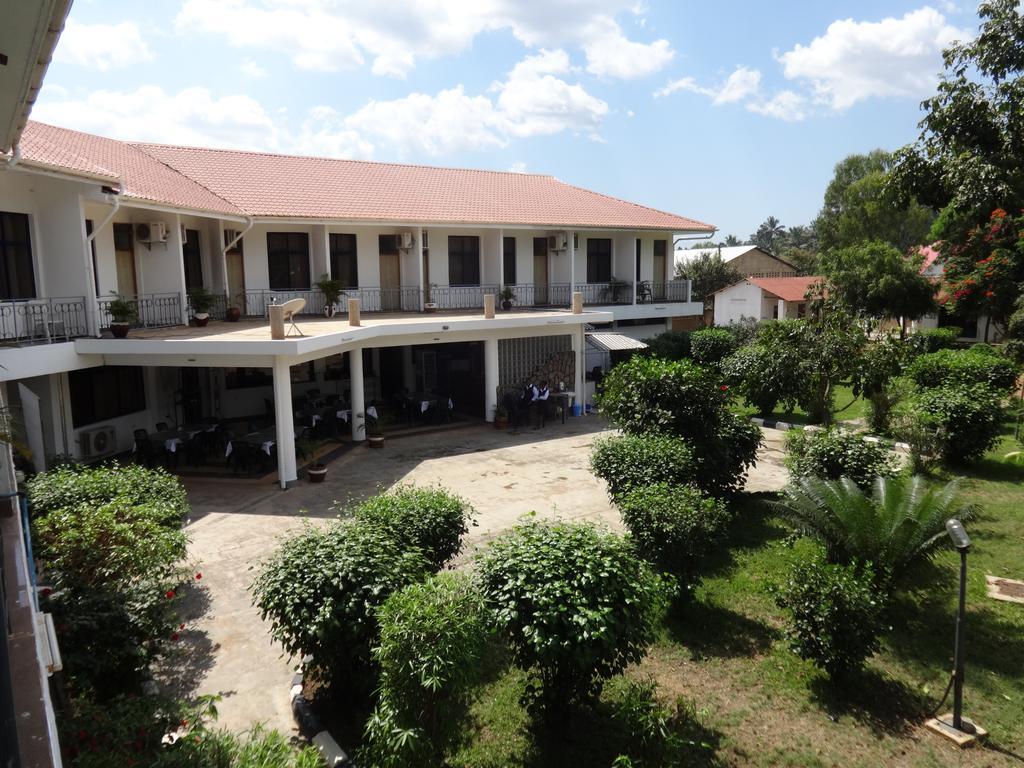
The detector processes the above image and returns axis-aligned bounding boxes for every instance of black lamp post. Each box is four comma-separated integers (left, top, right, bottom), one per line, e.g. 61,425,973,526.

945,518,973,734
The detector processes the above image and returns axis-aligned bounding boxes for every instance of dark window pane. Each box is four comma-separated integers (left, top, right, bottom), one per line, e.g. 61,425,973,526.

329,233,359,287
379,234,399,253
183,229,203,290
503,236,516,285
267,232,310,290
113,224,133,252
448,236,480,286
69,366,146,428
224,367,273,389
586,238,612,283
654,240,667,258
0,211,35,300
635,238,641,280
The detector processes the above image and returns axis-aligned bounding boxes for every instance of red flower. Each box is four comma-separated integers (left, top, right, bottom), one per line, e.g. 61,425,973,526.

720,385,729,391
165,590,175,599
180,719,189,728
171,633,180,642
991,208,1008,219
179,623,185,630
195,573,202,580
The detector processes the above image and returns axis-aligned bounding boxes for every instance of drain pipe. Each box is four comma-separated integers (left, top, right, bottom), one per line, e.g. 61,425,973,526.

2,144,22,169
85,180,123,337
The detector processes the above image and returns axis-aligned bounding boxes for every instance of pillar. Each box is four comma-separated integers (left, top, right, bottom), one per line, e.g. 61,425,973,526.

416,226,425,311
173,214,190,325
484,337,498,422
777,298,785,320
350,348,365,442
272,357,297,489
572,326,585,415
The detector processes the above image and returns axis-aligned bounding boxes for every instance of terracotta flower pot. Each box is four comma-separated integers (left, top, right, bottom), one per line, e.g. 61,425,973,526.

110,322,130,339
495,416,509,430
308,465,327,483
226,307,241,322
194,312,210,327
324,305,337,318
367,436,385,449
501,300,512,311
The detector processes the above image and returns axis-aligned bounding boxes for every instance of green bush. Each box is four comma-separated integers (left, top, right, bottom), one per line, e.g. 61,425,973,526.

644,330,691,360
906,347,1018,392
251,520,430,686
590,434,699,498
28,462,189,528
775,552,888,680
694,412,762,496
477,520,666,715
784,428,899,489
352,485,474,571
362,572,488,768
721,342,804,414
615,483,732,593
33,498,188,697
689,328,737,369
776,475,973,580
898,382,1003,464
907,326,961,354
850,335,915,433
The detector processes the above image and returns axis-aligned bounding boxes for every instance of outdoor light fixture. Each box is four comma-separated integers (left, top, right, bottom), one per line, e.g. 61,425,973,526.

925,518,987,746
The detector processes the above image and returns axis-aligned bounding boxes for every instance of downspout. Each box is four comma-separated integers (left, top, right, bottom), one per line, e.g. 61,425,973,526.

2,144,22,169
85,181,123,337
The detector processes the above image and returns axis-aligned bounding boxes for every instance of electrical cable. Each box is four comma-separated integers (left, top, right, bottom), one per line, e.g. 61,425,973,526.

927,670,956,719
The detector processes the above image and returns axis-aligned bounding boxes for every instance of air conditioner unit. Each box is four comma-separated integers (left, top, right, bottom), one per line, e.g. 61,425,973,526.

136,221,168,243
398,232,414,249
547,234,567,250
79,425,117,459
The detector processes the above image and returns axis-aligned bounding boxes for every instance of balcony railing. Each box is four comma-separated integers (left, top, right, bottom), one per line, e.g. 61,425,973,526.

0,297,89,344
98,293,182,329
187,292,229,321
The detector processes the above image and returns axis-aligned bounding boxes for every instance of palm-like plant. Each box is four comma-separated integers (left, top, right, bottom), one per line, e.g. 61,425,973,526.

775,475,975,580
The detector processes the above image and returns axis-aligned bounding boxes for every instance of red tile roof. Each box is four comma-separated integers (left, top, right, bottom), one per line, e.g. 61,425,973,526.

747,276,823,302
17,121,713,231
916,244,941,273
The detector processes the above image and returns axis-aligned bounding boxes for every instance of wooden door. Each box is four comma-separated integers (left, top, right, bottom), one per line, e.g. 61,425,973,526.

379,237,401,311
652,239,667,299
226,250,245,313
532,237,549,306
113,223,137,296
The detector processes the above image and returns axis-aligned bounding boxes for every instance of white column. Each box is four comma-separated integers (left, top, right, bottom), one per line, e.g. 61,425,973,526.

416,226,424,311
350,348,365,442
219,222,230,295
567,230,575,308
572,326,585,415
370,348,381,400
272,357,297,489
777,298,785,320
632,236,638,305
484,337,498,422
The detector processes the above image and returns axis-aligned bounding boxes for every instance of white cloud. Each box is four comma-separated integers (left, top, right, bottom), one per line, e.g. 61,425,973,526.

746,90,807,121
53,20,153,71
653,76,707,99
239,60,268,78
777,7,967,110
32,50,608,159
654,66,761,105
175,0,674,79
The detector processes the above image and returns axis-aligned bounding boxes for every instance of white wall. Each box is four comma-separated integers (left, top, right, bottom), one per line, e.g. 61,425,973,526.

714,281,765,326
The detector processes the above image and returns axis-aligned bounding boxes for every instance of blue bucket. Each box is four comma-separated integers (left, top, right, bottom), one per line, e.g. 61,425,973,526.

572,404,582,417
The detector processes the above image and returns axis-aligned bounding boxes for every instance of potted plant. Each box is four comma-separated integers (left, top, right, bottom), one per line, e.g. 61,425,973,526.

188,287,217,326
607,277,630,304
498,285,516,311
107,294,137,338
226,292,242,322
363,412,386,448
307,462,327,482
493,401,510,430
423,283,438,313
315,275,346,318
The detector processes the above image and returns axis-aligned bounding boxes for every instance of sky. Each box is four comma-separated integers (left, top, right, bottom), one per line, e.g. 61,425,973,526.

33,0,979,239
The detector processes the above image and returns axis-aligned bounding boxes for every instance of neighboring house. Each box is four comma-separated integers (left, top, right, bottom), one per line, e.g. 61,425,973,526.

674,244,797,277
0,121,714,493
712,276,823,326
911,245,1001,342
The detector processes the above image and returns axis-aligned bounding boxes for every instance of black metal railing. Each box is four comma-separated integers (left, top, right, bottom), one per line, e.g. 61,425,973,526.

0,296,89,344
429,284,500,310
187,292,228,321
348,286,421,313
98,293,183,329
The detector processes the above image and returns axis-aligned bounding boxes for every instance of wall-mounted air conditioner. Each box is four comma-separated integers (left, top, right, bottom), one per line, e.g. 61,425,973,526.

547,234,567,251
79,425,117,459
398,232,414,249
136,221,168,243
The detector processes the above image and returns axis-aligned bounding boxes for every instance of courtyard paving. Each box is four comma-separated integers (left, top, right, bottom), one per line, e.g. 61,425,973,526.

161,418,789,734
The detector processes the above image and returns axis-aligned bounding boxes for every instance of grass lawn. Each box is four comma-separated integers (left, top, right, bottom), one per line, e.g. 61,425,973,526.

451,423,1024,767
736,384,869,427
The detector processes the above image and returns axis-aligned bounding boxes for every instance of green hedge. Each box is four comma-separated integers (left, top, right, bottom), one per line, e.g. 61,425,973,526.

690,328,737,369
906,347,1018,392
900,382,1004,464
784,428,899,489
590,434,699,498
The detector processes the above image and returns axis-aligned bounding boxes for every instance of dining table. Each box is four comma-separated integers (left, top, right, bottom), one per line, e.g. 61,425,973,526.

224,426,278,458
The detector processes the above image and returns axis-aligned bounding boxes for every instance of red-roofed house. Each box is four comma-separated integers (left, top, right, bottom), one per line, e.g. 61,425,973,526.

711,276,824,326
910,244,1000,342
1,121,714,489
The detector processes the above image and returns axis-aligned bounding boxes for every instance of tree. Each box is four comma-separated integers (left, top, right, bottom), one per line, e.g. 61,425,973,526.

674,251,742,305
750,216,787,253
816,150,933,252
890,0,1024,244
723,234,743,246
819,240,937,332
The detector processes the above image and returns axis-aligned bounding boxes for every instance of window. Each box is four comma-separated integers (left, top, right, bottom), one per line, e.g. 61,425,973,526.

183,229,203,290
503,236,516,285
329,233,358,287
0,211,35,300
635,238,641,281
448,236,480,285
267,232,310,290
69,366,146,428
797,302,807,318
225,368,272,389
586,238,612,283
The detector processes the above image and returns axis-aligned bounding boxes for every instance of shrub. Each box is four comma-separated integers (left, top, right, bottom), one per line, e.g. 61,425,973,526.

775,475,973,580
645,330,691,360
477,520,666,715
615,483,732,593
251,520,430,686
850,335,914,433
33,499,188,697
351,485,474,571
28,462,189,527
690,328,736,369
361,572,488,768
694,412,762,496
596,356,723,439
775,552,888,680
906,347,1019,392
898,382,1003,464
590,434,699,498
721,342,804,415
907,326,961,354
784,428,899,489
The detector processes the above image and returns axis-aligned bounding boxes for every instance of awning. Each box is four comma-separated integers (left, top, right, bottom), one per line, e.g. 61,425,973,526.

587,332,649,352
